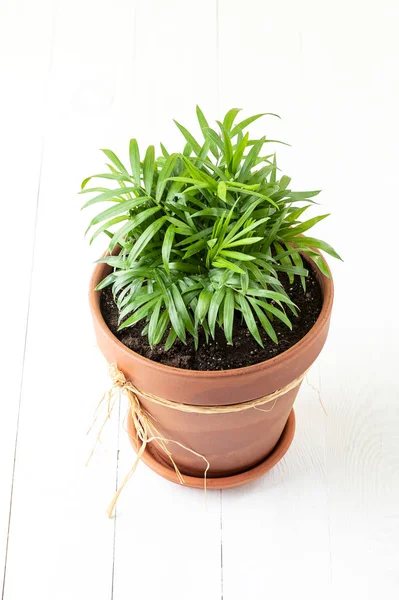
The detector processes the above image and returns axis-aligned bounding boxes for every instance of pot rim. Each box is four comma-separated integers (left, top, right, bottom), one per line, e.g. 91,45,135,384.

89,252,334,379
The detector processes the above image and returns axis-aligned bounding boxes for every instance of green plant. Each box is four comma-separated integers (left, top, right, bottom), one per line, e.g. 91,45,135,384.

82,108,340,349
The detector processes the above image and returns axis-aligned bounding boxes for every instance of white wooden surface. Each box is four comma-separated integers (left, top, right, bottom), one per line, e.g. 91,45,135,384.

1,1,398,598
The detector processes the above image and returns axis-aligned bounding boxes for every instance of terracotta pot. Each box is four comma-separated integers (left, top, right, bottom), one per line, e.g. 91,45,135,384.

89,256,333,480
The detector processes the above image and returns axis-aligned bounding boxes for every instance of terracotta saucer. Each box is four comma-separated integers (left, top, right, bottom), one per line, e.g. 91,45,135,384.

127,409,295,490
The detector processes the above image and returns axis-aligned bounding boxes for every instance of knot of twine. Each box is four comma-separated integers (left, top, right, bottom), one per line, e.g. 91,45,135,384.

88,363,311,517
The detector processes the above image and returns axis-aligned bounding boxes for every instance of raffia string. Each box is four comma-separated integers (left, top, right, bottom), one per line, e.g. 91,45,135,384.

88,363,310,517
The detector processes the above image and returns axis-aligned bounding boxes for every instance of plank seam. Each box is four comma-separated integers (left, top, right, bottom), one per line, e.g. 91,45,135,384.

1,138,45,600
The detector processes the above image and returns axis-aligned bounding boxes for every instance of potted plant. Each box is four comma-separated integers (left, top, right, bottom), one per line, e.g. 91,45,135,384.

83,107,339,498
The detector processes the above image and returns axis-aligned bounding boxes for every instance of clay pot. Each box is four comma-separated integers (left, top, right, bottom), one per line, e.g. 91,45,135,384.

89,256,333,481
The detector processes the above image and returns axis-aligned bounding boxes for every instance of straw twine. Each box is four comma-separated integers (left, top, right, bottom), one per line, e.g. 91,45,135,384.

88,363,309,517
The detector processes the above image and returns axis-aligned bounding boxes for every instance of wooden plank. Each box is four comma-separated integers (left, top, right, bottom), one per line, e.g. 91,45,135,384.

221,371,332,599
112,2,222,599
218,0,399,597
1,0,139,597
0,0,55,591
217,2,333,592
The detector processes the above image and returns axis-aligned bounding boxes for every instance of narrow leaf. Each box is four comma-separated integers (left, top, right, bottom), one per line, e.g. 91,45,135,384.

129,139,141,184
223,288,235,344
143,145,155,194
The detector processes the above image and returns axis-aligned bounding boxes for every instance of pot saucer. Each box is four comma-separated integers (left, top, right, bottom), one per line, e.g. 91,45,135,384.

127,409,295,490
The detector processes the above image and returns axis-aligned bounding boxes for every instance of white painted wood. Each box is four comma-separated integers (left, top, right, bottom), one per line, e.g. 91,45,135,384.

1,0,137,597
2,1,222,599
218,0,399,598
0,0,55,592
113,433,222,600
1,0,399,598
111,2,222,599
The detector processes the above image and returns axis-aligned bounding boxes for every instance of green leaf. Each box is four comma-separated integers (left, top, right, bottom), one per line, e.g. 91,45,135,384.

85,196,151,233
292,236,342,260
169,262,204,274
128,216,167,264
240,268,249,294
95,254,127,266
195,288,213,324
143,145,155,194
166,216,193,234
174,120,202,155
246,288,296,306
212,258,245,274
219,250,255,261
223,237,263,248
152,310,170,344
81,186,139,210
160,143,169,158
168,176,210,188
109,205,161,250
223,288,235,344
306,251,332,278
171,284,196,336
289,244,306,290
231,132,249,174
129,139,141,184
248,298,278,343
252,299,292,329
119,296,160,329
80,186,112,195
223,199,265,243
226,186,277,207
165,327,178,350
276,240,294,283
262,208,288,251
101,149,129,175
227,217,269,243
183,239,207,259
238,137,266,182
154,272,186,342
279,175,291,190
89,215,128,244
196,105,219,158
218,122,234,166
94,272,118,291
283,214,330,237
181,156,217,188
273,264,309,276
119,289,162,319
208,287,226,337
81,173,132,189
177,226,213,247
270,153,277,184
217,181,227,202
162,225,175,274
286,205,311,222
237,294,263,346
191,208,230,218
223,108,242,131
203,127,225,153
156,153,178,202
286,190,321,200
230,113,280,137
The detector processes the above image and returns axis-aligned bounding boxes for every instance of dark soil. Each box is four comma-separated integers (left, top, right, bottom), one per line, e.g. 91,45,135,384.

100,266,323,371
